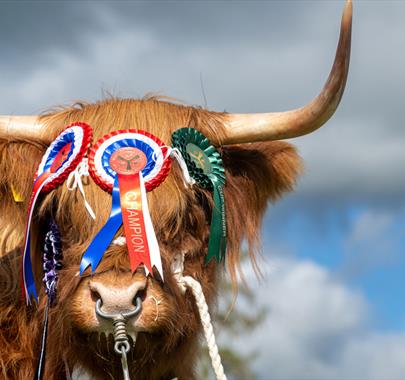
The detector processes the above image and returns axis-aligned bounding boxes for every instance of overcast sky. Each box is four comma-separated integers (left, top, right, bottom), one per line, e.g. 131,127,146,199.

1,1,405,379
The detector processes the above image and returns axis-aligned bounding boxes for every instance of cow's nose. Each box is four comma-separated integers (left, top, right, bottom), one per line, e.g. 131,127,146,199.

89,278,146,315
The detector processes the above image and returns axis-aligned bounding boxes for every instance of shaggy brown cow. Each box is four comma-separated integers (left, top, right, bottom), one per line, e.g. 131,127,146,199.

0,2,352,379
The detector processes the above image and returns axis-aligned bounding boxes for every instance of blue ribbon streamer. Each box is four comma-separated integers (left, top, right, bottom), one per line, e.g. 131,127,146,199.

24,234,38,301
80,177,122,274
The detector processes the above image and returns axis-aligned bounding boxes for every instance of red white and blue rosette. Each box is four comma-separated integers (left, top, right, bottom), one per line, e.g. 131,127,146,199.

80,130,170,279
23,123,92,304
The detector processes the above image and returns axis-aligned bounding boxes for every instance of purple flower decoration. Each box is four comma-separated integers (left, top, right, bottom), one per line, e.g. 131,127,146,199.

42,220,62,306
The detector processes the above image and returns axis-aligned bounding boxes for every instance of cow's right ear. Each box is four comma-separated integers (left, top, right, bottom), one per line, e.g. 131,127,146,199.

0,116,50,206
220,141,303,282
0,140,44,201
0,140,45,253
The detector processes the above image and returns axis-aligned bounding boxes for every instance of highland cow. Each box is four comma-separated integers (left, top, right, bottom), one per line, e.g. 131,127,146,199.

0,2,352,379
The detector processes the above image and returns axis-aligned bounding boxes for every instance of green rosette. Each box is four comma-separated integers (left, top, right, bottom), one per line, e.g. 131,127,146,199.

172,128,227,263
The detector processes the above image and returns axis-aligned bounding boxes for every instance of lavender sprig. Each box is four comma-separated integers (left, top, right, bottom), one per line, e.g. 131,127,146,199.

42,220,63,306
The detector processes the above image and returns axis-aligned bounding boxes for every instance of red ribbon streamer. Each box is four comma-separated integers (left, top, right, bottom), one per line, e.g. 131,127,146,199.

22,172,53,302
118,173,153,274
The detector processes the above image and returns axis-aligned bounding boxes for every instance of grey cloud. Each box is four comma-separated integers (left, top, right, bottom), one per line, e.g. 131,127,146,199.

97,0,325,48
0,2,100,74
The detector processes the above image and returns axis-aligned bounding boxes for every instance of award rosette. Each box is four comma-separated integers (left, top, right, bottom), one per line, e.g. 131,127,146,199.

81,129,171,279
172,128,227,263
23,122,93,303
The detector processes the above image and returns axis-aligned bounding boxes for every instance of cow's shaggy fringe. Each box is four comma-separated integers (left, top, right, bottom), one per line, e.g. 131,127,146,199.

0,96,301,379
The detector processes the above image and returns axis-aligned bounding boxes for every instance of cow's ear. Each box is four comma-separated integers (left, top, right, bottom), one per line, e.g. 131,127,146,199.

221,141,302,283
0,140,44,253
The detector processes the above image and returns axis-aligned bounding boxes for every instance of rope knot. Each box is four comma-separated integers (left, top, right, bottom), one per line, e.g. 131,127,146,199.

171,253,187,294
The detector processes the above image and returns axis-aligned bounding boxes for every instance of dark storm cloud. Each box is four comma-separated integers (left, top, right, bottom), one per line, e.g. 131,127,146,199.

97,0,326,48
0,1,100,74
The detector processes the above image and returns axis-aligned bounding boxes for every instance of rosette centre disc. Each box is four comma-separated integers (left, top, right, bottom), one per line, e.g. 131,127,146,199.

186,143,213,174
110,147,147,175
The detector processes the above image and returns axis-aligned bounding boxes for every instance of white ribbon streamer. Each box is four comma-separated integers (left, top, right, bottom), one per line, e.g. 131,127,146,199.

152,146,195,187
66,158,96,220
170,148,196,187
139,172,164,279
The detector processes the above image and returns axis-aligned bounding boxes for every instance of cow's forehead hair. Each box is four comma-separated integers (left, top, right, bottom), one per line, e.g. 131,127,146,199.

36,97,223,253
41,96,226,148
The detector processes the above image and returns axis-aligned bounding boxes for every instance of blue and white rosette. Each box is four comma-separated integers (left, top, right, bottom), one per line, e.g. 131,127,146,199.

22,123,92,304
81,129,171,278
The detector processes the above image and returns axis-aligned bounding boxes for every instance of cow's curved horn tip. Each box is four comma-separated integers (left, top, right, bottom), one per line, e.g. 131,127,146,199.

343,0,353,21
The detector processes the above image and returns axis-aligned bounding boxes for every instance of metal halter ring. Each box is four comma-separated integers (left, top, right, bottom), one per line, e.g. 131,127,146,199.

95,297,142,355
95,297,142,320
115,340,131,355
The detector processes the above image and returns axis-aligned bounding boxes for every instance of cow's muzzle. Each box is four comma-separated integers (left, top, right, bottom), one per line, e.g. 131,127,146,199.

89,277,146,315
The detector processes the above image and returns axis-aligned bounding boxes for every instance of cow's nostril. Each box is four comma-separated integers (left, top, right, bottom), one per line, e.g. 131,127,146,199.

89,281,102,302
135,288,146,303
90,288,101,303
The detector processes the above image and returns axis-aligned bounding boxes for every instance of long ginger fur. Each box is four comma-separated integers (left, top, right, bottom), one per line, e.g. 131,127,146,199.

0,96,302,379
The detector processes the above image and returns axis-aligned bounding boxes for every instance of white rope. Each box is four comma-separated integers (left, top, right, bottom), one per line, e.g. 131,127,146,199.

172,254,227,380
66,158,96,220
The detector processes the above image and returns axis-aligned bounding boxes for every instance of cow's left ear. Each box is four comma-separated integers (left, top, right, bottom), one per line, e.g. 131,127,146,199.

220,141,302,281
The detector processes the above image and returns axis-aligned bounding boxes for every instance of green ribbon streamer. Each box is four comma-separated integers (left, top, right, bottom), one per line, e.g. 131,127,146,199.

207,184,226,263
172,128,227,263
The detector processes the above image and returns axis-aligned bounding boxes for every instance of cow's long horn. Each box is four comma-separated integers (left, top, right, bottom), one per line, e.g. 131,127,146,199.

222,0,352,145
0,115,48,143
